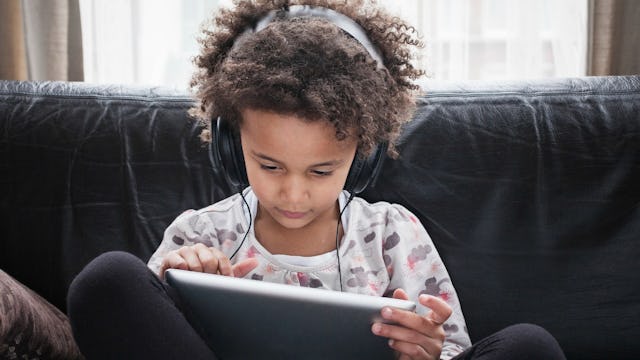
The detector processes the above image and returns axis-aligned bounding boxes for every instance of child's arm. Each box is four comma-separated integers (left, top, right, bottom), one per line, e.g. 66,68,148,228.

147,205,256,278
372,204,471,359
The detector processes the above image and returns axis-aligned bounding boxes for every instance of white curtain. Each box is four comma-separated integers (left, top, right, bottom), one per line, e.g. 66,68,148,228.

79,0,587,87
378,0,588,80
79,0,227,87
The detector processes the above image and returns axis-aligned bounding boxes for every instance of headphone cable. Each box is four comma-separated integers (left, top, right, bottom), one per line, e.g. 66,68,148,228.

229,190,252,261
336,192,355,292
231,189,353,292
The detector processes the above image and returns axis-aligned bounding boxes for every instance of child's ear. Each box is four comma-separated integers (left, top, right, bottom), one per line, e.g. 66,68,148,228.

343,143,387,195
210,116,249,192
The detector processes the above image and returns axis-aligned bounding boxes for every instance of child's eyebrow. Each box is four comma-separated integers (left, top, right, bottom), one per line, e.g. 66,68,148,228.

251,151,346,167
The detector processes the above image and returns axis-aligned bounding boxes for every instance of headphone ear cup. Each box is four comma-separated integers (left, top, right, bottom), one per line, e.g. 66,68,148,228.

344,143,387,195
344,155,364,194
212,117,249,191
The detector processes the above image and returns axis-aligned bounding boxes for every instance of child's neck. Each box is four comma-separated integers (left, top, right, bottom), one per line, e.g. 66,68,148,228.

254,202,344,257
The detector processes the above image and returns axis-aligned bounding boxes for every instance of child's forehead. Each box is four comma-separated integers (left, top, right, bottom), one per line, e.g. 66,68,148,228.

239,108,356,147
240,108,332,131
239,108,351,133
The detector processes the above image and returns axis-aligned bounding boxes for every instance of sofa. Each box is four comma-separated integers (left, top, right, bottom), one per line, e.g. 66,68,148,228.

1,76,639,359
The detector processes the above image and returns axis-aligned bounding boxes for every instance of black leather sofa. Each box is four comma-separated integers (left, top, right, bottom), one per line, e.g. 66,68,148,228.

1,76,639,359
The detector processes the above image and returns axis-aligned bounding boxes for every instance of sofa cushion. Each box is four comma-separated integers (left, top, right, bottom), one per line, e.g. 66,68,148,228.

0,269,84,359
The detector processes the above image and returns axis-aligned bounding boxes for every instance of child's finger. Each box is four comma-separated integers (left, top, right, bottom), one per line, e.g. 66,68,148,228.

159,252,188,278
178,246,204,273
194,244,220,275
372,321,440,359
387,338,431,359
209,247,233,276
391,288,410,300
419,294,452,325
232,258,259,278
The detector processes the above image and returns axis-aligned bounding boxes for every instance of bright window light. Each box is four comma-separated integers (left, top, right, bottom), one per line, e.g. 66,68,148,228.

79,0,587,87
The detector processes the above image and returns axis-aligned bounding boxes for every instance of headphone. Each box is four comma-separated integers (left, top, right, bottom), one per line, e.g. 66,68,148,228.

211,116,387,195
211,5,389,196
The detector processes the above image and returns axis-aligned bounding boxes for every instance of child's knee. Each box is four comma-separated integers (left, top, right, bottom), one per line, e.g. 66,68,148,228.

67,251,147,311
502,323,565,359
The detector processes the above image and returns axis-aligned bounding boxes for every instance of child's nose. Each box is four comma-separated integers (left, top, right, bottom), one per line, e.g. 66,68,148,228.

281,175,309,205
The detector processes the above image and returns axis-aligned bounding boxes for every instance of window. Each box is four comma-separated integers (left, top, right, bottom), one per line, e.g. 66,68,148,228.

79,0,587,87
378,0,588,80
80,0,229,88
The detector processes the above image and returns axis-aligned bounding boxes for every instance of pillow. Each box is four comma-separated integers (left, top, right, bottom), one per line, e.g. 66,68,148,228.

0,269,84,359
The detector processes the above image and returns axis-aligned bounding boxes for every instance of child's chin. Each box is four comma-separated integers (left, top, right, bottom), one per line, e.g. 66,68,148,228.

275,217,311,229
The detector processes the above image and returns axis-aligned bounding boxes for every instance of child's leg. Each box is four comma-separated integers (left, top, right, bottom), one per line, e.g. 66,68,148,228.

67,251,217,360
453,323,566,360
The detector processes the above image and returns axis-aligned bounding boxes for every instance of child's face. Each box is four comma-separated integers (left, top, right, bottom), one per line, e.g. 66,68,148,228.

239,108,357,231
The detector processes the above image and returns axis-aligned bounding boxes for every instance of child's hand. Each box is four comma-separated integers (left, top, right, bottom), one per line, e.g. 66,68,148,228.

159,243,258,279
371,289,452,360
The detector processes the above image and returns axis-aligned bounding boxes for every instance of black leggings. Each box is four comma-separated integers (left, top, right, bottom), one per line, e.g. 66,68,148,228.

67,251,565,360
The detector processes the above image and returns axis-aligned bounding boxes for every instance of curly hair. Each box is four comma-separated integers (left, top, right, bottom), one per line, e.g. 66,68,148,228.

190,0,424,158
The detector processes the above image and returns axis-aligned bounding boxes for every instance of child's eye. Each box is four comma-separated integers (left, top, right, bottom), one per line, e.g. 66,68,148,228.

260,164,279,171
311,170,333,177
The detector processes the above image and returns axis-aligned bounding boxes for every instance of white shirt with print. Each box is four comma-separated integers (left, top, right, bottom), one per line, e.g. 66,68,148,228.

148,189,471,359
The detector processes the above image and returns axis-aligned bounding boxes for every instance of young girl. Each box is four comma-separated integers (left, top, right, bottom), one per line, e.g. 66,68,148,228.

68,1,566,359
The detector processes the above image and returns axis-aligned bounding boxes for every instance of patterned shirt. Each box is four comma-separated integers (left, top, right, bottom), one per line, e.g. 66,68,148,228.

148,189,471,359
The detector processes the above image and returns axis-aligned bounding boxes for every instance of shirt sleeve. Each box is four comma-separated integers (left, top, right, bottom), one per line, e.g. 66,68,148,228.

147,209,201,276
382,205,471,359
147,196,247,276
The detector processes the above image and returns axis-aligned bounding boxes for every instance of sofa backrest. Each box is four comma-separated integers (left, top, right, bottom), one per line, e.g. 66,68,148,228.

1,77,639,359
0,81,224,313
363,76,640,359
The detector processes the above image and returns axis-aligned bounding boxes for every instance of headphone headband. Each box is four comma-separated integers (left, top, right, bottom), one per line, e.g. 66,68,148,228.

235,5,385,69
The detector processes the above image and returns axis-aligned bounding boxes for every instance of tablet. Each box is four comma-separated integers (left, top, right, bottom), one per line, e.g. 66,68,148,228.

165,269,416,359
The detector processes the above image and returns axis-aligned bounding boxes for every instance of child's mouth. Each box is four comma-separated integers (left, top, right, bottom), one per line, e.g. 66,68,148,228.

278,209,307,219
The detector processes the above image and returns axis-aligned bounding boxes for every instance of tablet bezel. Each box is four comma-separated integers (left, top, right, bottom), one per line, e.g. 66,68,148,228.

165,269,416,360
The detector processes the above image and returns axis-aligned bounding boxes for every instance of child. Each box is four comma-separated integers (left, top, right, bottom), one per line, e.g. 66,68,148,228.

68,1,566,359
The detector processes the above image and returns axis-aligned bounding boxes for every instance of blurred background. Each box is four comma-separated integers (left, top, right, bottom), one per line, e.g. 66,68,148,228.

0,0,638,88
